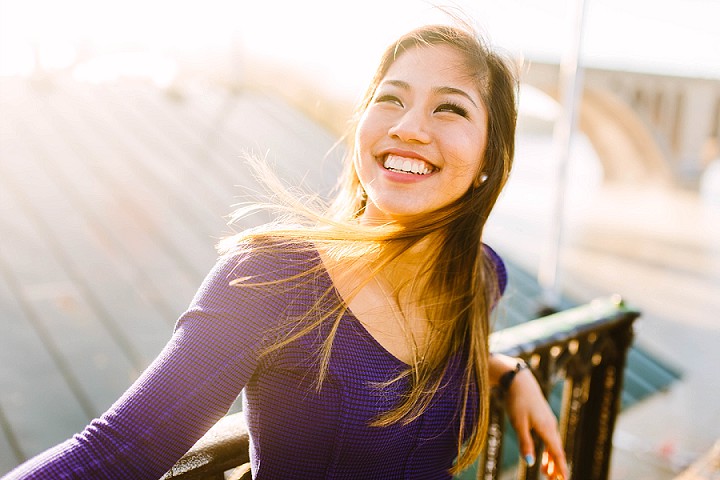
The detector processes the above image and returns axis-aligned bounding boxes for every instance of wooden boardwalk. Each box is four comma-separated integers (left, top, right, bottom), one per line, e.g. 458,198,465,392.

0,74,679,474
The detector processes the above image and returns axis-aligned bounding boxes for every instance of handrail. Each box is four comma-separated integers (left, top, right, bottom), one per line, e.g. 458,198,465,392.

163,295,639,480
161,414,250,480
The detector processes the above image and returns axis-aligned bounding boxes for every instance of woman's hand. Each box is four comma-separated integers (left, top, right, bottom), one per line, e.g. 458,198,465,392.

490,354,569,479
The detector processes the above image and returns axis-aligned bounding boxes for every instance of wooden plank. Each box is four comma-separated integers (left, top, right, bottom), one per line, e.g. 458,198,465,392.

116,83,288,207
47,79,226,240
0,263,92,462
35,79,217,273
1,80,191,470
0,108,155,398
100,83,281,233
42,108,219,282
0,196,94,461
217,92,344,191
164,84,342,194
17,80,209,307
62,79,233,226
0,405,22,472
3,94,175,358
117,83,344,235
0,180,142,399
101,81,247,202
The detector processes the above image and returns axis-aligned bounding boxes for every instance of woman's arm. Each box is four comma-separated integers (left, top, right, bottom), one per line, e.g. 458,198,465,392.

488,353,569,480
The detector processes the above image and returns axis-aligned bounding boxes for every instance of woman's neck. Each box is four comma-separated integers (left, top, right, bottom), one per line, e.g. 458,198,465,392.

318,238,434,365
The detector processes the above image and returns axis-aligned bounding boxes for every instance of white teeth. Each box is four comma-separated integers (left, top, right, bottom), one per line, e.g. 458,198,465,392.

383,155,432,175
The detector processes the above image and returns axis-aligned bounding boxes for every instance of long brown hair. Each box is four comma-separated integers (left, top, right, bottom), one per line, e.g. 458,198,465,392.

221,23,518,475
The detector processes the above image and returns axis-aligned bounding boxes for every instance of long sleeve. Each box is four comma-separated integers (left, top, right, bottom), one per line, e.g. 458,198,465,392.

3,248,294,480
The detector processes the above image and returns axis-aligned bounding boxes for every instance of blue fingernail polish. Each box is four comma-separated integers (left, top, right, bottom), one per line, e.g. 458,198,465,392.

525,454,535,466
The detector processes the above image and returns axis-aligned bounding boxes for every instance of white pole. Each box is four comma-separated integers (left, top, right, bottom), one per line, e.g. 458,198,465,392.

538,0,588,309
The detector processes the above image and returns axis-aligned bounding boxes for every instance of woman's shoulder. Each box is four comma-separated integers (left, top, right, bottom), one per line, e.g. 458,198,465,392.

184,237,325,324
217,236,322,283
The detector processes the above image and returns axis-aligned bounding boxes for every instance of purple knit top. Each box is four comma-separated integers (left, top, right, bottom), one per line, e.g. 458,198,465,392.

4,243,506,480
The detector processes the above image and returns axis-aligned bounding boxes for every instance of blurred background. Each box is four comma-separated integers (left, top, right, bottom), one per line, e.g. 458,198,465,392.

0,0,718,478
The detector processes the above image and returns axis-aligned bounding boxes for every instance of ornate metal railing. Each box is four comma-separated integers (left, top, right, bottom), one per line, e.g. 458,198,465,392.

481,295,638,480
162,296,639,480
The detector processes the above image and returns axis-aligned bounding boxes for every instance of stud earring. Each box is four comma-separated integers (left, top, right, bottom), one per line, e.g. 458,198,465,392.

474,172,489,187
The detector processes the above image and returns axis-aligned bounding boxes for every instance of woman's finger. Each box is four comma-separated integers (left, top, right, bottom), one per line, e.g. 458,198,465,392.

514,419,536,467
543,433,568,479
532,413,567,479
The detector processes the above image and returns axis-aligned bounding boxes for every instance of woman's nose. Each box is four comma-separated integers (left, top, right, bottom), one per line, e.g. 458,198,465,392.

388,108,431,144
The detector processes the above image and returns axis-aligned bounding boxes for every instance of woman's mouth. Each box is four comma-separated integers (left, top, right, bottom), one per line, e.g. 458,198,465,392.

382,154,435,175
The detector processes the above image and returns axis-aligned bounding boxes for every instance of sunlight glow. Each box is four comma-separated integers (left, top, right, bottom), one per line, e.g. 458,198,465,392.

0,0,241,81
0,0,717,86
73,52,178,87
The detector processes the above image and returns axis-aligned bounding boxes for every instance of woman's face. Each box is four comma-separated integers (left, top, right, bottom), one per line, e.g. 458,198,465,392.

355,44,488,224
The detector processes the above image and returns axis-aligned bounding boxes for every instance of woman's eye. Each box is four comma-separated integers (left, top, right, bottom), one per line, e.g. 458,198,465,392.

376,94,403,107
436,102,468,117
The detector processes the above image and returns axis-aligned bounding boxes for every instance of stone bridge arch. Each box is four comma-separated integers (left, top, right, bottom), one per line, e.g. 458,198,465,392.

520,82,674,185
520,61,720,188
578,86,674,184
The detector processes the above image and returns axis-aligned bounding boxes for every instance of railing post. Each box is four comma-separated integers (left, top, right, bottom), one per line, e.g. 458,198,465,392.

478,394,507,480
568,317,635,479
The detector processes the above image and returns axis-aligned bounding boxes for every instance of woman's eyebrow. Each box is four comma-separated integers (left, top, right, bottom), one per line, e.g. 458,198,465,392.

433,86,479,108
380,80,479,109
380,79,411,90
